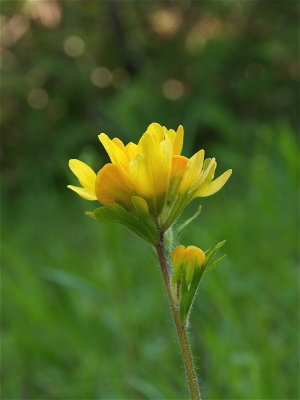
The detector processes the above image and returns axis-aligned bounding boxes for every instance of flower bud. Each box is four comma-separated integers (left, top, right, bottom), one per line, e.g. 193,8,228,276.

171,245,205,286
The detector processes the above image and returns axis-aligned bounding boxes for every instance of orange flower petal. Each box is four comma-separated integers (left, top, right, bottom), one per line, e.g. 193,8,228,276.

95,163,134,206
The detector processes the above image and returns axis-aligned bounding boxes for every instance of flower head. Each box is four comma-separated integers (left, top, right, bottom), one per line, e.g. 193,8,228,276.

68,123,232,240
96,123,184,214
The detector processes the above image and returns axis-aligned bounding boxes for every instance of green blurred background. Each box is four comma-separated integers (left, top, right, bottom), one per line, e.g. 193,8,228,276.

1,1,299,399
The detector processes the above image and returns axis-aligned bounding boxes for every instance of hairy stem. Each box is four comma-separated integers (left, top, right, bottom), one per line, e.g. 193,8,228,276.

155,231,201,400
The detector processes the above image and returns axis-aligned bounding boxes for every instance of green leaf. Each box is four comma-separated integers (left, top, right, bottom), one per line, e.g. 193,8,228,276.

131,196,149,220
203,240,226,270
201,240,226,278
85,201,159,245
113,203,155,243
171,259,184,285
176,205,202,235
85,211,97,220
179,265,204,324
130,197,159,244
203,254,226,275
162,195,191,231
179,278,189,323
85,207,120,223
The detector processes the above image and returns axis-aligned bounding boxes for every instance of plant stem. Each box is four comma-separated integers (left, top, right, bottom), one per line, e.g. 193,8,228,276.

155,231,201,400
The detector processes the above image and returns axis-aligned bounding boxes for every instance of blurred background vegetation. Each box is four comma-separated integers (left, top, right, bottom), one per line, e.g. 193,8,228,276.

1,1,299,399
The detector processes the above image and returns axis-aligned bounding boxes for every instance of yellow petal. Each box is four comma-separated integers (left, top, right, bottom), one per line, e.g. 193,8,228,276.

179,150,204,193
95,163,134,206
167,156,188,202
138,133,172,196
98,133,129,174
161,125,183,155
202,158,216,181
171,245,187,283
68,159,96,192
144,122,165,143
173,125,184,155
171,155,188,179
194,169,232,197
172,245,186,265
129,154,153,198
185,246,205,267
112,137,125,149
67,185,97,201
197,158,216,187
164,128,176,147
125,142,138,160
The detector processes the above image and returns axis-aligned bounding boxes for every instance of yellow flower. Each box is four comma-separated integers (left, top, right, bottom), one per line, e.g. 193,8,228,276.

97,122,183,214
68,122,232,232
172,245,205,285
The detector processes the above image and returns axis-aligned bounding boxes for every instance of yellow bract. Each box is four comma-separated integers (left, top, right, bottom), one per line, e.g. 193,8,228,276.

172,245,205,269
171,245,206,285
67,159,97,201
68,122,232,228
97,122,183,214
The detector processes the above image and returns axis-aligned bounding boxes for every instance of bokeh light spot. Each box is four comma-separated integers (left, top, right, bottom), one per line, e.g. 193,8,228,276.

149,8,183,36
90,67,113,88
1,14,30,48
162,79,185,100
24,0,62,28
63,36,85,58
28,88,49,109
197,16,222,39
185,30,206,54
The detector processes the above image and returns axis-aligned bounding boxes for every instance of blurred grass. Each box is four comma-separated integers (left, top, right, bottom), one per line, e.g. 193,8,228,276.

1,0,299,399
2,122,299,399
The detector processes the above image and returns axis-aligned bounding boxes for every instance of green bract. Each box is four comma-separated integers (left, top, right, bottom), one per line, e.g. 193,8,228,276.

86,196,159,245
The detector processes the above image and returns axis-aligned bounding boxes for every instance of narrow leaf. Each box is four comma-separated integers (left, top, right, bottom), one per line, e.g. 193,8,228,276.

176,205,202,235
203,254,226,275
203,240,226,269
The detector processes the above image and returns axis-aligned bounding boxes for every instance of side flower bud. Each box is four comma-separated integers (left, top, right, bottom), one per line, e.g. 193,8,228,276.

171,245,206,324
171,245,205,286
184,246,205,285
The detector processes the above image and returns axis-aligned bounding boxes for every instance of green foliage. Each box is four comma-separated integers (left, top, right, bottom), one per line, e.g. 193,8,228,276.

202,240,226,276
87,197,159,245
176,205,202,235
1,1,299,399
